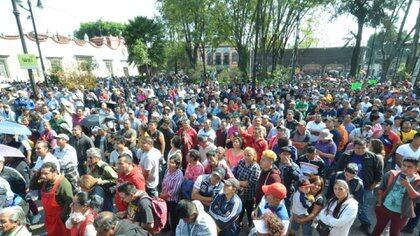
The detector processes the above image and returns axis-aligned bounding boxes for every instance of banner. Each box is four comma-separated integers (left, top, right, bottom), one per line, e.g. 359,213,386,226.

17,54,38,69
351,82,362,90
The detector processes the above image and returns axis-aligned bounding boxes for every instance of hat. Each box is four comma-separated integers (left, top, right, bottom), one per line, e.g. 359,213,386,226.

59,123,71,133
55,133,69,141
253,220,269,234
298,120,306,126
223,178,240,189
250,105,256,109
281,146,292,153
211,167,226,179
128,110,135,114
345,163,359,174
52,110,60,115
262,183,287,199
262,115,269,119
176,200,196,219
318,129,333,140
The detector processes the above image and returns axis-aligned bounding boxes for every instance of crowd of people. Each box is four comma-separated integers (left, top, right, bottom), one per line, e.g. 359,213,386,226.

0,73,418,236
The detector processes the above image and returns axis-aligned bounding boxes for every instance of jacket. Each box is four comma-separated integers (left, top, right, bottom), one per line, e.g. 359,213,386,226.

318,198,358,236
255,167,282,204
114,219,150,236
176,200,217,236
337,151,383,189
379,170,420,218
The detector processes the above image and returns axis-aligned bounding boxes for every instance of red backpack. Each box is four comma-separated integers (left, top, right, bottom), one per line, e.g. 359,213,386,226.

139,194,167,233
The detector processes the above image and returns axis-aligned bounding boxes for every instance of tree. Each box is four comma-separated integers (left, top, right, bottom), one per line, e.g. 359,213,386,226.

122,16,166,73
334,0,385,78
74,20,125,39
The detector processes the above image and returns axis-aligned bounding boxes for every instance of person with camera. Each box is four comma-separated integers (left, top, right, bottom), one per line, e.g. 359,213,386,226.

372,156,420,236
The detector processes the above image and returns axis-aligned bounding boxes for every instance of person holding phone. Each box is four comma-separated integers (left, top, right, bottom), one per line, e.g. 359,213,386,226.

373,156,420,236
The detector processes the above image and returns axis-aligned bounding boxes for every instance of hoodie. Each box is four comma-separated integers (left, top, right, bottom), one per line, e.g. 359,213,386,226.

115,165,146,211
176,200,218,236
114,219,150,236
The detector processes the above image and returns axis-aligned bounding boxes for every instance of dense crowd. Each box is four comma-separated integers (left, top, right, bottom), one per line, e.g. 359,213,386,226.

0,73,418,236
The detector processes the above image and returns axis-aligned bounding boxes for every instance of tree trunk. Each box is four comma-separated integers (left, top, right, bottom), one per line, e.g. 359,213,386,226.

366,28,377,77
236,44,249,78
406,5,420,75
252,0,263,90
349,19,364,78
381,58,392,81
200,44,206,75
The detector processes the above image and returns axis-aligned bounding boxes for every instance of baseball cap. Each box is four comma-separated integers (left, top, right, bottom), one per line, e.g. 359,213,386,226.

223,178,240,189
262,183,287,200
55,133,69,141
298,120,306,126
212,167,226,179
52,110,60,115
281,146,292,153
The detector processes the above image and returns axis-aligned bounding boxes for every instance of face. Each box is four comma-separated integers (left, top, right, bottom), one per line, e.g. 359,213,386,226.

71,196,86,213
401,161,417,176
72,127,82,136
310,180,322,195
118,192,133,203
56,138,66,147
333,184,348,200
124,121,130,129
402,121,412,131
76,108,84,116
210,174,221,185
280,152,291,163
260,157,272,170
223,184,235,195
353,144,366,156
344,170,357,181
207,155,218,167
87,155,99,166
266,194,281,207
35,144,48,156
168,159,177,170
117,158,131,173
244,150,254,163
40,167,56,182
232,139,241,149
0,212,17,233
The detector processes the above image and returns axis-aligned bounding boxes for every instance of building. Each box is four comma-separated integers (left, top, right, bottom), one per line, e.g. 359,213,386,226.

0,33,138,82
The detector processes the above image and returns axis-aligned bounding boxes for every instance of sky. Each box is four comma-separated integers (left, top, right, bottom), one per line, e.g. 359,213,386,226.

0,0,418,48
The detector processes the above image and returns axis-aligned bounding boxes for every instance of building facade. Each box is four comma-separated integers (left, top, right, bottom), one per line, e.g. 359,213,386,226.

0,34,138,82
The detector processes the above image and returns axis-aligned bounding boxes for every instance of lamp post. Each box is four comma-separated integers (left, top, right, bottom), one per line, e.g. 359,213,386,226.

10,0,37,96
18,0,48,86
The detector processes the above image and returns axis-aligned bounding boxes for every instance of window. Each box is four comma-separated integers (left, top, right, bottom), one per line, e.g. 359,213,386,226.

232,52,239,64
223,52,230,66
207,52,213,65
215,53,221,65
75,56,94,72
0,59,9,78
49,58,63,71
104,60,113,76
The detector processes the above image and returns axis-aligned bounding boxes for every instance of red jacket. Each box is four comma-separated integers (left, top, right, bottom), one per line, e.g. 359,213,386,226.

241,132,268,162
114,165,145,211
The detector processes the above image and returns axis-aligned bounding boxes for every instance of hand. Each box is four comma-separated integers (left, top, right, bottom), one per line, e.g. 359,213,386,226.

400,177,410,188
96,178,104,185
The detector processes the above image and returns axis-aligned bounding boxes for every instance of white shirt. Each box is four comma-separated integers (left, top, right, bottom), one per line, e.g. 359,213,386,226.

109,148,132,166
360,102,372,113
317,198,358,236
53,144,78,169
292,191,310,215
140,147,161,188
197,128,217,142
306,121,326,143
396,143,420,160
34,153,61,172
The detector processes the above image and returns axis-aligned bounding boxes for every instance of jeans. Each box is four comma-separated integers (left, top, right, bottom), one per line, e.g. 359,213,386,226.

372,205,408,236
291,214,313,236
238,199,254,226
404,203,420,230
358,189,375,226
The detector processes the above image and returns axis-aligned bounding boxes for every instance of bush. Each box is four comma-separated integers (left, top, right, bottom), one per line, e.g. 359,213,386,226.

217,67,244,85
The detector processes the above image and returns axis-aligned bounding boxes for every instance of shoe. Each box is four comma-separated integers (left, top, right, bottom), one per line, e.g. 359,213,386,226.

401,226,414,234
31,214,41,224
360,224,371,235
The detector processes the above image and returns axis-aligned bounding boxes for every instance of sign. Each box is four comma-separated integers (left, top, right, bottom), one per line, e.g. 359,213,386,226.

368,79,378,85
351,82,362,90
17,54,38,69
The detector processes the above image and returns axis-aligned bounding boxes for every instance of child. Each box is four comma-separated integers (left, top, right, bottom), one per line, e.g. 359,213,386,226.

290,179,314,235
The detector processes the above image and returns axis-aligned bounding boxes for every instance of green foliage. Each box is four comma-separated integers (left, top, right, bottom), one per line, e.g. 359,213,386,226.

122,16,166,68
74,20,125,39
217,67,243,85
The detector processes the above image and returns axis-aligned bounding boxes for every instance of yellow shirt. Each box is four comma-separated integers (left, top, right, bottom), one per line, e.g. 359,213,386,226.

399,130,417,143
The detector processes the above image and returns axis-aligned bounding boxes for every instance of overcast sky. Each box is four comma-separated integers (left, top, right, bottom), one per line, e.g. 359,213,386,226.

0,0,418,48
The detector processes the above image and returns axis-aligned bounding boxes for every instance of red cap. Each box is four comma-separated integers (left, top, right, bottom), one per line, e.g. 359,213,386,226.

262,183,287,200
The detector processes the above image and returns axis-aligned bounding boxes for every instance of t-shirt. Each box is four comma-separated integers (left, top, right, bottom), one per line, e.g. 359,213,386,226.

34,153,61,172
396,144,420,160
140,148,161,189
350,154,364,179
127,195,154,225
383,176,413,213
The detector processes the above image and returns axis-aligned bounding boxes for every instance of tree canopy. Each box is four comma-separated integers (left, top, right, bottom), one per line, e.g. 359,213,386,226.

74,20,125,40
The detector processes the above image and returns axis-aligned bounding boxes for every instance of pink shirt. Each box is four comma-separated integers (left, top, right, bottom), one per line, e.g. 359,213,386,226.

225,148,244,169
184,162,205,182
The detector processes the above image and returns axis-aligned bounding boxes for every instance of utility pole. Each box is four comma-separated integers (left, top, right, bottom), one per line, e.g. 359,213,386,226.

290,6,301,81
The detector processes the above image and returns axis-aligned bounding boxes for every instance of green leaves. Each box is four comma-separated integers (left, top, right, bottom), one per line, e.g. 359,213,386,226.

74,20,125,39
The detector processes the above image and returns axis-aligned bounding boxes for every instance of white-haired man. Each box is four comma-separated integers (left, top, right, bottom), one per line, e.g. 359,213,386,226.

0,206,31,235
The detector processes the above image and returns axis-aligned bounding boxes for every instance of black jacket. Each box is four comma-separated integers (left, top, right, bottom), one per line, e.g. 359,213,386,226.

114,219,150,236
337,151,383,189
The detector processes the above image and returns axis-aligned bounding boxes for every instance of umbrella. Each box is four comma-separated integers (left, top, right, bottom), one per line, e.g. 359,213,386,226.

81,114,116,127
0,144,25,158
0,121,32,136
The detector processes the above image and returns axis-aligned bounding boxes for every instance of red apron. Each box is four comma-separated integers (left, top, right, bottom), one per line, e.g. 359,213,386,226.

70,209,97,236
41,175,70,236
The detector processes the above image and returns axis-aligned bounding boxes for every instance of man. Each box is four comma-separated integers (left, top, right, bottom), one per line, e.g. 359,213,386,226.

115,154,146,212
186,96,200,116
33,141,61,173
284,110,299,132
204,150,234,179
0,156,26,199
326,163,364,204
117,183,155,233
337,139,383,234
379,120,401,162
291,120,311,155
398,119,417,144
50,110,66,134
198,135,217,163
395,133,420,167
360,96,372,113
198,119,217,142
69,125,94,175
343,114,356,134
109,136,133,167
297,146,325,177
215,120,228,148
240,126,268,162
139,137,161,197
209,178,242,236
349,122,373,141
86,147,118,211
314,129,337,168
306,114,326,143
158,118,174,159
0,206,31,236
176,199,217,236
29,162,73,235
192,167,225,208
176,119,198,168
148,120,165,157
94,125,111,158
72,107,85,127
94,211,150,236
127,109,141,131
53,133,79,192
268,126,287,150
39,121,58,149
278,147,301,209
119,119,137,152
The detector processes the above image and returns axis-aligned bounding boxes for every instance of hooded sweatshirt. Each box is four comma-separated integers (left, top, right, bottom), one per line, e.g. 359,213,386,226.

176,200,218,236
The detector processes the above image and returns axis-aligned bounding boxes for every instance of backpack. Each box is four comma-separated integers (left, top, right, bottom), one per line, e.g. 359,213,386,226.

139,194,167,233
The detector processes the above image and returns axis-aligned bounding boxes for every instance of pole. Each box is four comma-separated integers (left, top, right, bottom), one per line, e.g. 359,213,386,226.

11,0,37,97
28,0,48,86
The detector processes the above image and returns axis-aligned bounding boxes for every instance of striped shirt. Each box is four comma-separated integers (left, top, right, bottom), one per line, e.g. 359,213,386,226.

161,169,183,202
235,159,261,201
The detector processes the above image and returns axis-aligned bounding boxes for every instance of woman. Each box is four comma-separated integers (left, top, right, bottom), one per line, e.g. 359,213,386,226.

77,175,106,213
65,192,97,236
291,175,325,235
236,147,261,227
181,149,204,200
317,179,358,236
369,138,385,166
160,153,183,234
225,137,244,171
